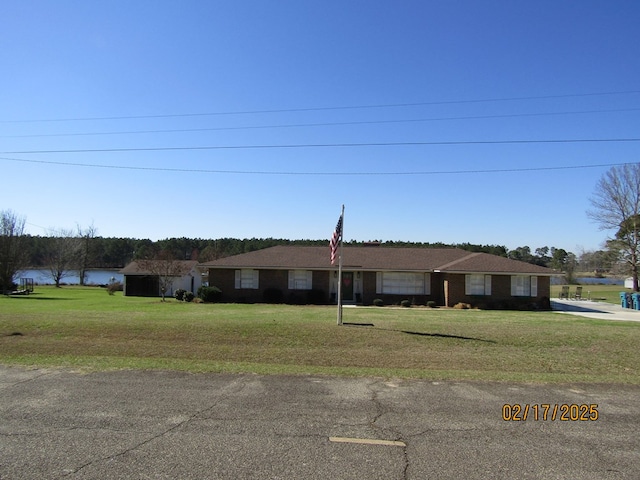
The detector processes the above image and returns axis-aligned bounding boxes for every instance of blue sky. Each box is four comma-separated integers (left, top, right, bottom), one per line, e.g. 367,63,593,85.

1,1,639,254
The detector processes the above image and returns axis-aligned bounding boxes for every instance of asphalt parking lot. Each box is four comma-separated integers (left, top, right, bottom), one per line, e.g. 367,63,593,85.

1,366,638,479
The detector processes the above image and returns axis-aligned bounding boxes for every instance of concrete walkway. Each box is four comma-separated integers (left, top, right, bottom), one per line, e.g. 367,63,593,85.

551,298,640,322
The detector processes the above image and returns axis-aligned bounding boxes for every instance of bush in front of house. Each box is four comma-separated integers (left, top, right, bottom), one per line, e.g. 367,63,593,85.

197,285,222,303
184,291,195,302
306,289,326,305
400,299,411,308
453,302,471,309
373,298,384,307
174,289,187,301
107,282,123,295
287,291,305,305
426,301,437,308
263,288,284,304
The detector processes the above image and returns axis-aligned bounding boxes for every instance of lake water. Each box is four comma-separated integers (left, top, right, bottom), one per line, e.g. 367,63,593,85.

576,277,623,285
16,269,124,286
526,276,623,286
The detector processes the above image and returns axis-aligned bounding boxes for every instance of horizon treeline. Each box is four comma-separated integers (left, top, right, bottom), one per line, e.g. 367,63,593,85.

20,236,517,269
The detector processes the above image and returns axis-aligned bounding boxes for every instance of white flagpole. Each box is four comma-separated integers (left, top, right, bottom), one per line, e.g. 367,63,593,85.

337,204,344,326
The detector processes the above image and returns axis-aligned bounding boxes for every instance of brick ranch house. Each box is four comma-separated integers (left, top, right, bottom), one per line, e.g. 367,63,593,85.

202,245,556,308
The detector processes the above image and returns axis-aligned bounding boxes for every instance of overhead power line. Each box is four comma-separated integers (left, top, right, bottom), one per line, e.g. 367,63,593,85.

1,89,639,123
3,137,640,155
3,107,640,139
0,156,636,176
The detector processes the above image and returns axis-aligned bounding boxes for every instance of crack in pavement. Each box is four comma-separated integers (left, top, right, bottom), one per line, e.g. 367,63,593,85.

1,369,57,389
367,380,410,480
59,412,198,478
56,377,250,479
0,425,157,437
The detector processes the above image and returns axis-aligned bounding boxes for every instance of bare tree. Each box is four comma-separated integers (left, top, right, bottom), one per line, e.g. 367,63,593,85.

588,163,640,291
77,222,98,286
0,210,27,294
45,228,81,288
137,250,185,301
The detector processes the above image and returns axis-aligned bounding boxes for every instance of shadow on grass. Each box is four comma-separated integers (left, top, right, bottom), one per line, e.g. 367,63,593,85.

374,327,496,343
400,330,496,343
7,295,74,301
341,323,496,343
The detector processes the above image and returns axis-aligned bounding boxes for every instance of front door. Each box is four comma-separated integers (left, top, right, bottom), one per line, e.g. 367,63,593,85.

342,272,354,301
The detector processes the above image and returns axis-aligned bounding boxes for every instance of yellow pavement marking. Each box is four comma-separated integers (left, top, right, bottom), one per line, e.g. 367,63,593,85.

329,436,406,447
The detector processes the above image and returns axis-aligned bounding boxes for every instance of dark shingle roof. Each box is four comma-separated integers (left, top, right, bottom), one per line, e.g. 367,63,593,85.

201,246,555,275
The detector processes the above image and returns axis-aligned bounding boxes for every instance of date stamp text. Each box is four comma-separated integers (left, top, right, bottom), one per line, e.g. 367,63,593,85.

502,403,599,421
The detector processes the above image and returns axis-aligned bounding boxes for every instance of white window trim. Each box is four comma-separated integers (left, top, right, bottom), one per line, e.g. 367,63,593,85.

465,274,491,296
511,275,538,297
375,272,430,295
235,269,259,289
288,270,313,290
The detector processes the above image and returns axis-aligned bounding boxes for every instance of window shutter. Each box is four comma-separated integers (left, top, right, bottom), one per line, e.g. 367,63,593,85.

424,273,431,295
511,276,517,296
465,275,472,295
252,270,259,289
531,276,538,297
235,270,241,289
306,270,313,288
484,275,491,296
288,271,294,289
376,272,382,294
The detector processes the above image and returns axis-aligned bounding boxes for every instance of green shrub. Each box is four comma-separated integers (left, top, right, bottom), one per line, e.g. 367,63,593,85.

197,285,222,303
426,301,437,308
400,299,411,308
373,298,384,307
174,289,187,301
287,292,305,305
106,282,123,295
307,289,326,305
184,291,195,302
263,288,284,304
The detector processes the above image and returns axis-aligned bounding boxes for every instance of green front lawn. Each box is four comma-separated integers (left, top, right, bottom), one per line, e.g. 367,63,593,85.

1,286,638,383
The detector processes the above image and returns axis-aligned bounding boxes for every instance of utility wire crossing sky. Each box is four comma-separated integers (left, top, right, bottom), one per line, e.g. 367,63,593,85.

1,1,639,253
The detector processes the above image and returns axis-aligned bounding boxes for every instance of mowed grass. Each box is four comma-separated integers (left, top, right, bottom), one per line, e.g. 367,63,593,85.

1,286,639,383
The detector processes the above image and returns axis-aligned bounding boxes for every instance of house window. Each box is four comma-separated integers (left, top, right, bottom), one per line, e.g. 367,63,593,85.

288,270,312,290
235,269,259,289
376,272,430,295
511,276,538,296
465,275,491,295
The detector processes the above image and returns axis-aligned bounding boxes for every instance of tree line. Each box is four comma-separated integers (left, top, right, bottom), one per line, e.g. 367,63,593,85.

18,235,516,268
19,235,585,270
2,208,614,293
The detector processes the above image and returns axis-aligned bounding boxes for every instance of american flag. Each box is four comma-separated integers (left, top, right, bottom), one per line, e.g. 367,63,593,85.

329,214,343,265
